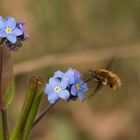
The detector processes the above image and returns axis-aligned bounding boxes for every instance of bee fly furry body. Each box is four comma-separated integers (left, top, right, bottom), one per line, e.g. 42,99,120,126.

83,55,122,100
89,68,122,90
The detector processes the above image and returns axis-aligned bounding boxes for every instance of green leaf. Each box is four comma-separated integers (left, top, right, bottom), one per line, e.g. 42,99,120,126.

9,76,45,140
4,79,15,106
23,89,42,140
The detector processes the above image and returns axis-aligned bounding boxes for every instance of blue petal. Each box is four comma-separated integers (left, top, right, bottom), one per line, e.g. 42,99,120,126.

65,69,74,78
61,76,69,83
79,80,84,85
0,18,6,30
44,84,53,95
71,85,77,96
78,92,84,101
5,17,16,29
65,69,75,84
54,70,64,78
74,71,81,78
81,83,88,92
60,80,68,90
0,30,7,37
68,77,75,84
59,90,70,100
7,34,17,44
13,28,23,36
75,76,82,83
49,77,60,87
48,93,59,104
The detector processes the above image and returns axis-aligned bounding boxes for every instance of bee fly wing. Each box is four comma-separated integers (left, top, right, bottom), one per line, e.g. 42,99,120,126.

106,47,120,70
94,81,103,93
106,55,116,70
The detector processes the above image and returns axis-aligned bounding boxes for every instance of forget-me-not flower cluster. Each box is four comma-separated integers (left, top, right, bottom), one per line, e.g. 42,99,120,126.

44,68,88,104
0,16,28,51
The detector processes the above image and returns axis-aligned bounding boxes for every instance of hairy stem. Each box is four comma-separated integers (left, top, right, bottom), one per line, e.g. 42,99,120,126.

33,101,58,128
0,45,3,111
0,40,9,140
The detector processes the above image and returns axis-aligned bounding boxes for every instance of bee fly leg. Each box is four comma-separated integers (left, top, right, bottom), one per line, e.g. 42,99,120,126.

112,85,117,90
102,79,108,86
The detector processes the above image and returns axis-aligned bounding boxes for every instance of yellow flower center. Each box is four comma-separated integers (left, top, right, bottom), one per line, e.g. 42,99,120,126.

76,83,80,90
5,27,12,34
54,86,61,93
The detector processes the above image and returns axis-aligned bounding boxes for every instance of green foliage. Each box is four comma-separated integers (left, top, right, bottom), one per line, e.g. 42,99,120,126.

9,76,45,140
22,89,42,140
4,79,15,107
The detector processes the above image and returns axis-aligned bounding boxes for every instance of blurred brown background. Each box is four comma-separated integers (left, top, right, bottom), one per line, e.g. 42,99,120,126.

1,0,140,139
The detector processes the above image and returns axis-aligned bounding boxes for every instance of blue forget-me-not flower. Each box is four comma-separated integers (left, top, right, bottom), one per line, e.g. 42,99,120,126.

0,16,28,51
71,71,88,101
0,17,23,44
44,68,88,104
45,77,70,104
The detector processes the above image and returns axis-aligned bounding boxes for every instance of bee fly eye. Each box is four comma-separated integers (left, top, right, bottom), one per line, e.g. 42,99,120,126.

110,84,113,88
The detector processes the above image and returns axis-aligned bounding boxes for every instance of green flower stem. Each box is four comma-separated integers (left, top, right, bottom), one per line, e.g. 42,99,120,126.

32,100,59,128
22,88,43,140
0,46,3,109
1,109,9,140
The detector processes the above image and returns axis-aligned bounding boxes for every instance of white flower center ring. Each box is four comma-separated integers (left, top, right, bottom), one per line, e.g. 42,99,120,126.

5,27,12,34
54,86,61,93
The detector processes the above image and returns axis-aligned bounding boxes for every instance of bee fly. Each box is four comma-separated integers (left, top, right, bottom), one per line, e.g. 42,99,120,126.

85,56,122,98
89,68,121,90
